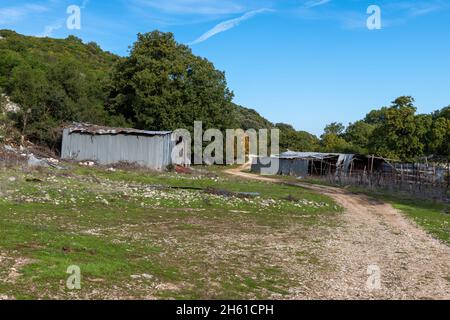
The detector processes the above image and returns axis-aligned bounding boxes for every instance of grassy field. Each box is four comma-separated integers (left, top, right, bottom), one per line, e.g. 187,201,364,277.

0,165,341,299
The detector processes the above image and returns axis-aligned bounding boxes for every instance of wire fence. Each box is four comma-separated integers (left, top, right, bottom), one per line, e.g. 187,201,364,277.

319,163,450,202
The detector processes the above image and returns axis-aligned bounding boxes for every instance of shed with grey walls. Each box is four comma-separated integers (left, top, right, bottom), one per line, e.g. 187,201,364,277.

61,124,189,170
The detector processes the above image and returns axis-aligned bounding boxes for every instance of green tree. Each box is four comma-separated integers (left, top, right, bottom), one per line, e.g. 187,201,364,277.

0,29,119,149
320,122,355,153
425,116,449,155
435,106,450,120
364,107,389,125
275,123,319,152
323,122,345,136
344,120,375,154
0,49,24,87
108,31,234,132
368,97,426,161
429,106,450,156
320,134,354,153
231,104,273,130
8,64,48,136
391,96,416,109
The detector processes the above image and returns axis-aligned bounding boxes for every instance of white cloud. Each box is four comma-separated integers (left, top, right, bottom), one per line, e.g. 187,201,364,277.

0,8,24,24
304,0,331,9
293,0,450,29
0,3,48,25
401,2,445,17
381,0,448,15
189,8,272,45
36,20,63,37
132,0,245,15
36,0,88,37
375,0,450,27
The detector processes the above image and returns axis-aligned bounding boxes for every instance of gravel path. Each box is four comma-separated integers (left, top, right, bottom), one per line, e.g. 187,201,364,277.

226,169,450,299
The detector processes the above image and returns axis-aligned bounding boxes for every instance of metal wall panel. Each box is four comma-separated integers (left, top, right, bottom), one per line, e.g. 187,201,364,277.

251,156,309,177
61,129,175,170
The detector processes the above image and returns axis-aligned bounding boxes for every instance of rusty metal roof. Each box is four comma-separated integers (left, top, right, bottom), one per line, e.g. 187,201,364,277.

277,151,343,159
66,123,172,136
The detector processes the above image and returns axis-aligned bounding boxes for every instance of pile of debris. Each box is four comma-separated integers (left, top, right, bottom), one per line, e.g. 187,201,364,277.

0,145,25,167
1,144,61,169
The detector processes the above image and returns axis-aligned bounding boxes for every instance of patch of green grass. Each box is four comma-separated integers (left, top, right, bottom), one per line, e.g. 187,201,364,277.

0,205,180,298
0,164,340,299
349,187,450,245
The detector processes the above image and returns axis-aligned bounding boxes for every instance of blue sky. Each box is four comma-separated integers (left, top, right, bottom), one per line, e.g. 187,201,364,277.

1,0,450,135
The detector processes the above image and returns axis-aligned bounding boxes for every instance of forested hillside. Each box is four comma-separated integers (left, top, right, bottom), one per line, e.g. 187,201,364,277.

320,97,449,161
0,29,448,161
0,30,288,150
0,29,119,148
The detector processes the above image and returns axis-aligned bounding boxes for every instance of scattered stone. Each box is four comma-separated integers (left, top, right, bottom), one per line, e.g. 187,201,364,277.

27,154,49,168
46,158,59,165
130,273,153,280
80,161,95,167
155,283,179,291
4,145,15,152
8,177,16,182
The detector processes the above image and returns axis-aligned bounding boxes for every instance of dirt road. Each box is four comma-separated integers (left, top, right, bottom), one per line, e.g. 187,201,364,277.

225,169,450,299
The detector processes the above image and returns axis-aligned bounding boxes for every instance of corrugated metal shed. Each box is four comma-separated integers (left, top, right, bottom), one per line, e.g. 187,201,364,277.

277,151,342,159
251,151,356,177
251,156,309,176
61,124,187,170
